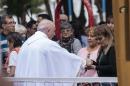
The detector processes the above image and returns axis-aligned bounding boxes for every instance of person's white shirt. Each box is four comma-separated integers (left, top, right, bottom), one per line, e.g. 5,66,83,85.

15,31,83,86
7,51,18,75
9,51,17,67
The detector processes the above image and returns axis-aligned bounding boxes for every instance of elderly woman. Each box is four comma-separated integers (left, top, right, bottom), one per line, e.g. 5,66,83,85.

58,21,82,54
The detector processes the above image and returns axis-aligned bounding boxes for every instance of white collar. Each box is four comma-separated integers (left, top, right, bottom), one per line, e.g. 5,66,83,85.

35,31,48,39
26,31,48,45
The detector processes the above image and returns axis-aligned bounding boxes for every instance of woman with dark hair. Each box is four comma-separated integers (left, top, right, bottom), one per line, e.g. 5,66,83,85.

26,19,37,39
89,24,117,86
96,24,116,75
6,32,23,77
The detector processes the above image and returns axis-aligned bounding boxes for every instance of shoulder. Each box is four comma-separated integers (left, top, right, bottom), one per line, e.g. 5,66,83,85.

73,38,82,46
9,51,18,61
47,40,62,49
78,47,87,53
73,38,81,42
110,46,115,50
10,51,18,56
0,33,6,39
107,46,115,53
39,39,62,53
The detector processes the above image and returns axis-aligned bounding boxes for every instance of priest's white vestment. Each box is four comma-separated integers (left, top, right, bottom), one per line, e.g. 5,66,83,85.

15,31,82,86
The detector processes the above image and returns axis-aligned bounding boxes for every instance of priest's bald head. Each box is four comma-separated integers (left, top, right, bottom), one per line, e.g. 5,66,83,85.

37,19,55,39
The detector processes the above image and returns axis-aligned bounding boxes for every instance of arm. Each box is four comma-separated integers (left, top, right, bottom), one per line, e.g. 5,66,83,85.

73,38,82,54
8,51,17,77
9,66,15,77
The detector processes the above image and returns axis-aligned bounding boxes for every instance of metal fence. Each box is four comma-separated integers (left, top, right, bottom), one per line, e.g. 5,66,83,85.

3,77,118,86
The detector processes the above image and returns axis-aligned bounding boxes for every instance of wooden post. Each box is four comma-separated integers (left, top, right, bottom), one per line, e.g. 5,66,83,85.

112,0,130,86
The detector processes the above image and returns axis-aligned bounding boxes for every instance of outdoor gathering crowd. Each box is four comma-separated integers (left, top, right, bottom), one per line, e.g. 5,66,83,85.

0,14,117,86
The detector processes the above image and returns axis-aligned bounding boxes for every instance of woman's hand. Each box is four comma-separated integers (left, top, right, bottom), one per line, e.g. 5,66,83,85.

85,65,96,70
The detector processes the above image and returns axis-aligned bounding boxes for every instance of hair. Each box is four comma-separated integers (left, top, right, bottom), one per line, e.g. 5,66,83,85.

60,21,73,30
15,24,27,34
106,15,113,23
86,27,100,37
60,14,68,21
98,21,106,25
7,32,23,48
95,24,114,54
26,19,36,28
37,14,52,21
1,15,13,24
95,24,112,38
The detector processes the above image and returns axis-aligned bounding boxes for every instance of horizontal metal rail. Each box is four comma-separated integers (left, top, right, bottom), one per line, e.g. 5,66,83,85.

3,77,118,83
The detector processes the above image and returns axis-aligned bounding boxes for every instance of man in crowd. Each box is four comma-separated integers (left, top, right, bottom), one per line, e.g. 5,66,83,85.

15,19,83,86
60,14,69,21
37,14,52,24
26,19,37,39
0,15,15,76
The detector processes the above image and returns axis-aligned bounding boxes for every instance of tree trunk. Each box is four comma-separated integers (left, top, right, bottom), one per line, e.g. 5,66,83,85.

44,0,52,20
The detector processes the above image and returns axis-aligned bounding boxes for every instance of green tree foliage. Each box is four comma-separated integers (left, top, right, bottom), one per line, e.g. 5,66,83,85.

3,0,45,24
6,0,44,16
0,0,5,7
0,0,2,7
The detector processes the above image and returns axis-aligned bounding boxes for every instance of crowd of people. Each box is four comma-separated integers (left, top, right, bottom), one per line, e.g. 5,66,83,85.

0,13,117,86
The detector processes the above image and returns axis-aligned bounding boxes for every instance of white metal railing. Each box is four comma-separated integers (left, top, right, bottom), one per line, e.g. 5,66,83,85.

3,77,118,86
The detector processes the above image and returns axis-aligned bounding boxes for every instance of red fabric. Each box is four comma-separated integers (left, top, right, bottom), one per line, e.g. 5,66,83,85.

83,0,94,27
55,1,62,40
55,0,94,39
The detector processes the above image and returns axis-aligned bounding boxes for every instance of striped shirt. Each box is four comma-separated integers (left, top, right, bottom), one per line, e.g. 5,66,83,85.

0,33,9,64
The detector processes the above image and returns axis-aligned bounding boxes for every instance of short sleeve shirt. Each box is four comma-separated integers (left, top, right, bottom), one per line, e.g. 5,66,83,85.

8,51,18,66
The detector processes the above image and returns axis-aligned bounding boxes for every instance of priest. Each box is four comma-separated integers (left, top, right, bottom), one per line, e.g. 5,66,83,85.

15,19,83,86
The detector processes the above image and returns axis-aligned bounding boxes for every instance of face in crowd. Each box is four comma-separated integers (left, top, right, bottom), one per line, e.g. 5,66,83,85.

86,28,99,48
60,21,74,39
37,16,43,24
26,20,37,38
94,24,113,48
30,23,37,35
2,16,15,35
61,28,73,38
37,14,52,25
